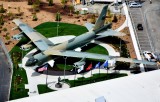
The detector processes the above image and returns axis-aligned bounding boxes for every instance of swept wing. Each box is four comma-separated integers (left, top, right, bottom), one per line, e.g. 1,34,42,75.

44,50,156,65
13,19,54,51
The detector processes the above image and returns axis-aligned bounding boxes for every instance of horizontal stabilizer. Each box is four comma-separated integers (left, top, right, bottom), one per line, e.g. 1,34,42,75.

96,29,126,39
85,22,95,31
12,32,24,40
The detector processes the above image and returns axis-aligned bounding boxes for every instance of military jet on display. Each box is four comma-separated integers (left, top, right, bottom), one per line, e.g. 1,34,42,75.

12,5,156,67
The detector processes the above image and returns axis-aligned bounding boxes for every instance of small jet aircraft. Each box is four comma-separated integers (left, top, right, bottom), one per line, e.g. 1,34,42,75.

12,5,156,66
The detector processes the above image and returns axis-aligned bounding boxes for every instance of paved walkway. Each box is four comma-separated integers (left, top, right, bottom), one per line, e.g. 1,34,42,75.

0,39,12,101
21,35,129,96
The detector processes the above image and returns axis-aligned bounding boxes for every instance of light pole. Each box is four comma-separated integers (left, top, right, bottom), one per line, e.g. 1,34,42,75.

63,57,67,83
57,12,60,36
57,20,59,36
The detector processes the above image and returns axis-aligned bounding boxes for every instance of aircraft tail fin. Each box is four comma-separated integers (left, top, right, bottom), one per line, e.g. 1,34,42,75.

93,5,108,31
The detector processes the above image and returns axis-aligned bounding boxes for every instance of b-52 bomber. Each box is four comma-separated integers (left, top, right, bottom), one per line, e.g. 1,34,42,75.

12,5,155,66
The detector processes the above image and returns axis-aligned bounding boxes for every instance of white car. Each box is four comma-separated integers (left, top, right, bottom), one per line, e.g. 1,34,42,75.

143,51,157,62
129,2,142,8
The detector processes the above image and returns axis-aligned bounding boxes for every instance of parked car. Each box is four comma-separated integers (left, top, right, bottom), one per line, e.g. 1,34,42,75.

137,23,143,30
143,51,157,62
129,2,142,8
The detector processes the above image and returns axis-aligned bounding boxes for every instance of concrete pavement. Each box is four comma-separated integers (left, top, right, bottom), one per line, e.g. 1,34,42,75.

0,41,12,101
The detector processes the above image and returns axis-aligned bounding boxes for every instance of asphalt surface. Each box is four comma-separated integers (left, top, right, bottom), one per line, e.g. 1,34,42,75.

128,0,160,70
0,44,12,101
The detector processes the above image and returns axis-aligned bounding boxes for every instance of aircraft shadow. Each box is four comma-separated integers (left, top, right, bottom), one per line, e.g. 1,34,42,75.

43,70,73,76
31,71,42,76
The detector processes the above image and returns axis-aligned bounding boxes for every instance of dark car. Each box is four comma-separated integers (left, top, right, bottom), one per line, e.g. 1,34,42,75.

137,24,143,30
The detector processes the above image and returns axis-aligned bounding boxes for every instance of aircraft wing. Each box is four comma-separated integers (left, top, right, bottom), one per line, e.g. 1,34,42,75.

116,57,156,65
13,19,54,51
96,29,126,39
44,50,156,65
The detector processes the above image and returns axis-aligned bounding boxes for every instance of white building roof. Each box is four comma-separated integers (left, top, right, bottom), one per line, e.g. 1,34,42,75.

10,70,160,102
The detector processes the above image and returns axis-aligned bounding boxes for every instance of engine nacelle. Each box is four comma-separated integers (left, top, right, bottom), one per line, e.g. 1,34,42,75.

12,32,24,40
73,58,86,68
108,59,116,68
20,44,32,51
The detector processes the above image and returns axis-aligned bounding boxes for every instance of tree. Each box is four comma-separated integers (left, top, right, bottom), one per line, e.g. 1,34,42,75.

18,7,21,13
90,14,96,24
107,9,111,18
0,14,4,25
28,0,33,5
34,0,40,5
7,11,14,20
32,3,39,13
48,0,53,6
61,0,66,9
32,13,38,21
0,4,5,13
69,5,74,16
55,12,61,21
75,10,79,18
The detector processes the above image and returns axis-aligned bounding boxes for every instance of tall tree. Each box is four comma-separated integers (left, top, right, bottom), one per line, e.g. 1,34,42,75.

28,0,33,5
61,0,66,9
48,0,53,6
32,13,38,21
0,14,4,25
55,12,61,21
69,5,74,16
90,14,96,24
0,4,5,13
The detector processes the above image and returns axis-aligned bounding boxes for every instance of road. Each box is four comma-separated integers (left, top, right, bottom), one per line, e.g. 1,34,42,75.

128,0,160,70
0,42,12,101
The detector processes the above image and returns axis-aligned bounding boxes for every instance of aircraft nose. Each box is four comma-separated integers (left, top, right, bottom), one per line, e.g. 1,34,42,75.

25,59,32,66
25,58,38,66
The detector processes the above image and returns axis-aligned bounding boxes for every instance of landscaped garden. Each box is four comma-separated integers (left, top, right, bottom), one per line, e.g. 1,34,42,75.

9,21,130,98
9,22,110,99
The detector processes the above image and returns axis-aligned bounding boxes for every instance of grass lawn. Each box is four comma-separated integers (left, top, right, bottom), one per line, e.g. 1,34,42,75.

9,68,29,100
34,22,88,37
37,84,56,94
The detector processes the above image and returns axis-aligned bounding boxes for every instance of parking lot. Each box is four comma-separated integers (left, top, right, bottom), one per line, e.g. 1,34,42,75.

128,0,160,70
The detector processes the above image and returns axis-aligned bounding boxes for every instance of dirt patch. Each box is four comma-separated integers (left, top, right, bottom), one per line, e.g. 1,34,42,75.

120,27,137,58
